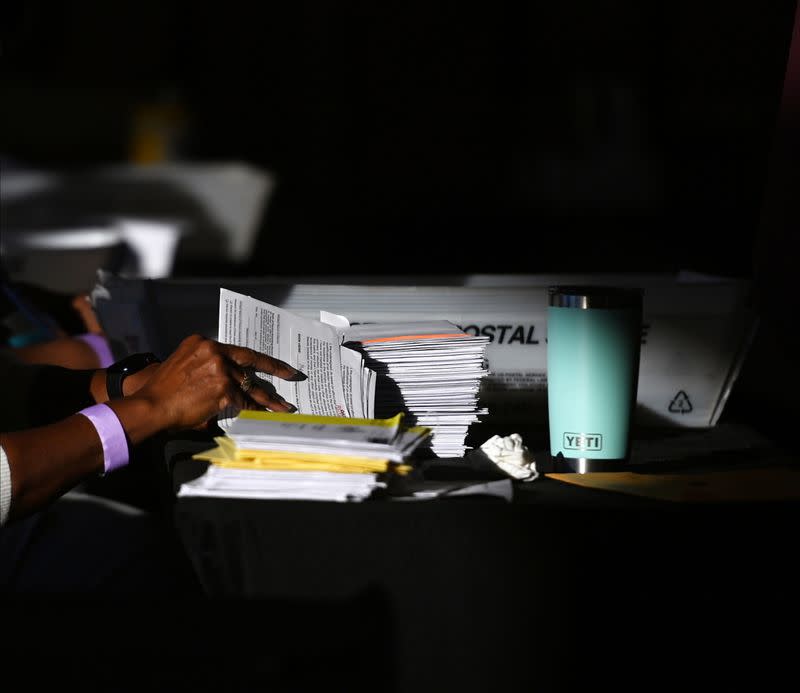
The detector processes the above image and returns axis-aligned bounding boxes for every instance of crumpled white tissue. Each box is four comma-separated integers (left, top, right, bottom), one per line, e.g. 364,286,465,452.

479,433,538,482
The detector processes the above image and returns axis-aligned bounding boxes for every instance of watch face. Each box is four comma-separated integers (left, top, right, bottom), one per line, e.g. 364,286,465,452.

107,352,160,399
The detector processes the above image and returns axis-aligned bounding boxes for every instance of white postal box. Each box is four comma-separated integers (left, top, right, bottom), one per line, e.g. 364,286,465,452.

274,275,755,428
94,272,756,428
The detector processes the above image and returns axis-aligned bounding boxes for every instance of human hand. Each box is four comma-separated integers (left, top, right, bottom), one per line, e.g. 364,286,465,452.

133,334,305,431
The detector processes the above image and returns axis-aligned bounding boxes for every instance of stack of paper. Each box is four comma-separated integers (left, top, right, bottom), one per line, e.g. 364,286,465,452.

214,288,487,461
178,411,431,502
340,322,491,458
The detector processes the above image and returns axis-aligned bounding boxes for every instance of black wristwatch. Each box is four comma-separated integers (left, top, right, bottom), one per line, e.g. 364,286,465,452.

106,352,161,399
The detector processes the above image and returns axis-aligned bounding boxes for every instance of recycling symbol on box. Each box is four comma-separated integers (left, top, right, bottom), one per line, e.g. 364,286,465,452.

668,390,693,414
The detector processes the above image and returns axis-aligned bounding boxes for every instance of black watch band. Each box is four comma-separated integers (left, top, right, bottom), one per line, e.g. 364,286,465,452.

106,352,161,400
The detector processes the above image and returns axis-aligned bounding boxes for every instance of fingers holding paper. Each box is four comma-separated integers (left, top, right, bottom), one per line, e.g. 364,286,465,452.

135,335,304,430
219,342,305,413
220,342,307,385
228,365,299,413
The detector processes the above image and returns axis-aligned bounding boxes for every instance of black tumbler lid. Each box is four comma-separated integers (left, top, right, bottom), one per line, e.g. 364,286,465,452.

548,285,643,309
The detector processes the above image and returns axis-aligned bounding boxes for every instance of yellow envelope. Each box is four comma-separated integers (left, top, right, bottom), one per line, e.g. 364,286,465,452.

193,439,412,475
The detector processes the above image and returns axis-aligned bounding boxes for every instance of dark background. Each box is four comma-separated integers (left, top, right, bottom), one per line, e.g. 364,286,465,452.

2,1,798,434
2,6,798,688
1,0,796,277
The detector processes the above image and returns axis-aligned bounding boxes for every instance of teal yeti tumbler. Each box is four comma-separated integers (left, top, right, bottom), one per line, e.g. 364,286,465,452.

546,286,643,473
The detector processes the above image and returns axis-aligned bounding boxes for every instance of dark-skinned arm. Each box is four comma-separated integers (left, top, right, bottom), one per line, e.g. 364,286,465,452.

0,349,159,431
1,395,163,523
13,336,106,370
0,334,304,525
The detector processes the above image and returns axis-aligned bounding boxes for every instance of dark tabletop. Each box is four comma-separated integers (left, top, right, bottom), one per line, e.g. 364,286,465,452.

158,423,798,693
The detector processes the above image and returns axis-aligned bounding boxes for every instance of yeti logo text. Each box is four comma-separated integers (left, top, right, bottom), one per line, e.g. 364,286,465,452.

563,433,603,451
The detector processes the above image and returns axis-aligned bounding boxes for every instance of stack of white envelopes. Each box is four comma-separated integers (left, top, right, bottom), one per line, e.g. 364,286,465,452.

178,411,430,502
341,321,490,458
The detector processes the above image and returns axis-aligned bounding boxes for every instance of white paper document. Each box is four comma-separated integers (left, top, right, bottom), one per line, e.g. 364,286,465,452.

178,466,383,502
218,288,374,423
389,478,513,502
217,288,489,459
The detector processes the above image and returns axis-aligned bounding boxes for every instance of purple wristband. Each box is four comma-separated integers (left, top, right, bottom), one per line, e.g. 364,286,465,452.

79,403,129,474
76,333,115,369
